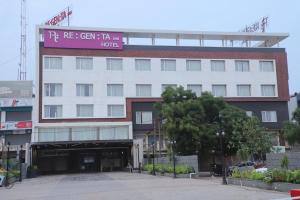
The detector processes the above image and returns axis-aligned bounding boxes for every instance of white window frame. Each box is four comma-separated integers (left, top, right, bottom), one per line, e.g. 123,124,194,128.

107,84,124,97
237,84,251,97
260,60,275,72
106,58,123,71
186,60,201,71
211,60,225,72
212,84,227,97
162,84,177,93
136,84,152,97
44,105,63,118
261,84,276,97
135,59,151,71
161,59,176,71
136,111,153,125
187,84,202,96
235,60,250,72
44,83,62,97
107,104,124,117
76,104,94,117
76,84,93,97
76,57,93,70
261,111,277,122
44,56,62,70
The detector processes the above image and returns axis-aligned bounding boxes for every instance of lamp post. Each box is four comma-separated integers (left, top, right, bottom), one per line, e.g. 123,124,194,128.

151,142,156,175
171,139,177,178
19,145,23,182
216,131,227,185
5,142,10,186
135,143,141,173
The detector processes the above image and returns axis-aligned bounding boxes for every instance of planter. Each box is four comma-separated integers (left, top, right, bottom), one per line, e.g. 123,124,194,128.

227,177,300,192
141,171,191,178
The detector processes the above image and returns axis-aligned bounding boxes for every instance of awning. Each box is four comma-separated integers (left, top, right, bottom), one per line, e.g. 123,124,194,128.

0,106,32,112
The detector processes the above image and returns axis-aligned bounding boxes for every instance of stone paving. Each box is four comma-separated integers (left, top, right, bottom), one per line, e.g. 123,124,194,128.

0,172,289,200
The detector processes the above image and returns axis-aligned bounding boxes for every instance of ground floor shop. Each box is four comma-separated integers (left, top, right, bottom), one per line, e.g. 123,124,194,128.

32,141,132,174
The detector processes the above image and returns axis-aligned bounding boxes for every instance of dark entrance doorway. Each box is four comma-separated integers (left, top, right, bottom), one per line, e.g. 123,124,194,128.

32,141,132,174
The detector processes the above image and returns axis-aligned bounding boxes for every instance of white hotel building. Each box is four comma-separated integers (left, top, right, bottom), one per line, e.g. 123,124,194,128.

32,26,289,173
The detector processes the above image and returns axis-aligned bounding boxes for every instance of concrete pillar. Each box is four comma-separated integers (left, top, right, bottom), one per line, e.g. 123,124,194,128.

133,139,143,168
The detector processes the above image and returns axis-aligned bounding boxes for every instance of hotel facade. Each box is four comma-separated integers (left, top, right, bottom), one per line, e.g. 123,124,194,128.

32,26,289,173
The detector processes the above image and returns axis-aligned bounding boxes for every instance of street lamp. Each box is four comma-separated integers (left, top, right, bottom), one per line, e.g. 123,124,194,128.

216,131,227,185
19,145,23,182
135,143,141,173
5,141,10,187
172,139,177,178
151,142,156,176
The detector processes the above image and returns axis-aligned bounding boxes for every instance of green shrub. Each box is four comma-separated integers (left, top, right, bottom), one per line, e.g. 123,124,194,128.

272,169,288,182
286,170,300,184
250,171,266,181
281,155,289,170
143,164,194,174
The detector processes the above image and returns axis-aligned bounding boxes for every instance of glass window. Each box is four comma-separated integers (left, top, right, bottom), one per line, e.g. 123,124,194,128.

162,84,177,93
261,85,275,96
136,111,153,124
212,85,226,97
115,127,129,139
135,59,151,71
136,84,152,97
100,127,115,140
106,58,122,70
76,57,93,70
76,84,93,96
211,60,225,72
235,60,250,72
44,105,62,118
100,126,129,140
187,84,202,96
44,57,62,69
107,105,124,117
261,111,277,122
38,128,69,142
161,59,176,71
260,61,274,72
72,127,97,141
76,104,94,117
44,83,62,97
186,60,201,71
107,84,123,96
237,84,251,96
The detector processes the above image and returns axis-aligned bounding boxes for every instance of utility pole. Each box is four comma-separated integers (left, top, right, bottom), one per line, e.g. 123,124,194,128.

18,0,27,80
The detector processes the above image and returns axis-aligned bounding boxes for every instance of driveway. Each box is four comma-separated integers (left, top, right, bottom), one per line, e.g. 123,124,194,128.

0,172,289,200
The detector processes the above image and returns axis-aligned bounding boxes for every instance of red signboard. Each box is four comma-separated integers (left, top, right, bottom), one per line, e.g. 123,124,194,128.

45,7,72,26
0,121,32,130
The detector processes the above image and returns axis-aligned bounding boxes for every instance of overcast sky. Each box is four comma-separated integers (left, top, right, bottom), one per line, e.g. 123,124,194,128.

0,0,299,93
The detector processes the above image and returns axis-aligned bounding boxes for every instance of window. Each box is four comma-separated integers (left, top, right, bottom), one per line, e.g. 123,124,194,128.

161,59,176,71
237,84,251,96
107,105,124,117
135,59,151,71
246,111,253,117
211,60,225,72
107,84,123,96
76,57,93,70
38,128,69,142
100,126,129,140
235,60,250,72
162,84,177,92
44,105,62,118
136,111,153,124
260,61,274,72
72,127,97,141
261,111,277,122
136,84,152,97
76,84,93,96
106,58,122,70
44,83,62,97
212,85,226,97
187,84,202,96
186,60,201,71
76,104,93,117
261,85,276,96
44,57,62,69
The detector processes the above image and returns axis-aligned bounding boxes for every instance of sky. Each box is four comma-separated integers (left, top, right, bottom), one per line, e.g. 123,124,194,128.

0,0,299,93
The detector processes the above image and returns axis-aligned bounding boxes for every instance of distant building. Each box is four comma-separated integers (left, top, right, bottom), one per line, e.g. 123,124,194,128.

288,92,300,120
33,26,289,173
0,81,33,164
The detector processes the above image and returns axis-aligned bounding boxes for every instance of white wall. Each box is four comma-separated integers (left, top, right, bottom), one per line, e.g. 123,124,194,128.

41,56,277,119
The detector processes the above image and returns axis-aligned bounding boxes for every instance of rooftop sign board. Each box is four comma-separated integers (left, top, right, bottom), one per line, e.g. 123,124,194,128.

0,81,32,98
44,29,123,50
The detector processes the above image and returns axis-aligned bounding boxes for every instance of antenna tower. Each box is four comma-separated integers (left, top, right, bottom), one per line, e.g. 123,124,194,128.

18,0,27,80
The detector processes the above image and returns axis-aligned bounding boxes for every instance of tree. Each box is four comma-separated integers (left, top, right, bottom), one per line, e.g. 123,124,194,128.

283,108,300,145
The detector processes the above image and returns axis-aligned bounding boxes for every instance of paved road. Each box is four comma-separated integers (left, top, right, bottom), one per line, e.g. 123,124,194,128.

0,172,289,200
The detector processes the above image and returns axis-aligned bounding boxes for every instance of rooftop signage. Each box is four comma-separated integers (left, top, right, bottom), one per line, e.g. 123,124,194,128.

44,29,123,50
0,98,32,107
